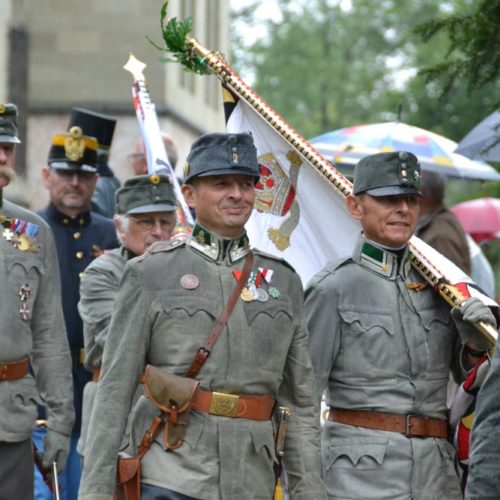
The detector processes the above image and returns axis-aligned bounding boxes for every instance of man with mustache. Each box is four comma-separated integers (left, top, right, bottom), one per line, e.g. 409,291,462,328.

79,132,326,500
0,103,74,499
305,152,498,499
37,126,119,498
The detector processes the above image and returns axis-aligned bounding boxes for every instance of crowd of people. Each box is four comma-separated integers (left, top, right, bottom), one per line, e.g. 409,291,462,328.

0,101,499,500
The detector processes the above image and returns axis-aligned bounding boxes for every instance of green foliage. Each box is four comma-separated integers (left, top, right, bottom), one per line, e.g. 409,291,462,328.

415,0,500,102
230,0,498,142
150,1,210,75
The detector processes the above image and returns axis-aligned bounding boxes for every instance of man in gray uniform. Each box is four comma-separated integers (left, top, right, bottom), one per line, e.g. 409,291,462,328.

0,103,74,499
77,174,177,457
79,132,326,500
305,151,497,500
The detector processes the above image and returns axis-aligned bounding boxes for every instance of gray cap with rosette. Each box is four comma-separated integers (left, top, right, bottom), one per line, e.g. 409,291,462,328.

115,174,177,215
183,132,260,183
353,151,422,197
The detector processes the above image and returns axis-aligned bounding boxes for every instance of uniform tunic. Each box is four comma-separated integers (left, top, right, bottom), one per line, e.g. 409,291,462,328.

466,336,500,500
77,246,129,455
79,225,325,500
305,235,464,500
37,203,118,432
0,198,74,442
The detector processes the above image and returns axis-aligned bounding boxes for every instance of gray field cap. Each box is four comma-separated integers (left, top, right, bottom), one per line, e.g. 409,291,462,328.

184,132,260,183
0,103,21,144
353,151,422,196
115,174,177,215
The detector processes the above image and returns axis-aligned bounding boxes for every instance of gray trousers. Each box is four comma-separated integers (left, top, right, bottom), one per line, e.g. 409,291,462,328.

0,439,34,500
141,483,198,500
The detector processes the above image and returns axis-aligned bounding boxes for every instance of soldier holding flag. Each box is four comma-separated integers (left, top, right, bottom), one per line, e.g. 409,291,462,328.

305,151,498,500
79,132,326,500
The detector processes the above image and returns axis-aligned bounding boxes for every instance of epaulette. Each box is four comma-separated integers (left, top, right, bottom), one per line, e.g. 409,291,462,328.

151,235,186,254
307,256,353,288
252,248,296,272
136,235,186,262
331,256,353,272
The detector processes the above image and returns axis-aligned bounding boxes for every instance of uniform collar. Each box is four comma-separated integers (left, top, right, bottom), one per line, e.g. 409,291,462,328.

187,222,250,263
47,203,91,227
354,234,410,279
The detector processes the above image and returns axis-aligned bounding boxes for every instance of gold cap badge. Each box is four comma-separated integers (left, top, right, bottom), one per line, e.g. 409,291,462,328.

64,126,85,161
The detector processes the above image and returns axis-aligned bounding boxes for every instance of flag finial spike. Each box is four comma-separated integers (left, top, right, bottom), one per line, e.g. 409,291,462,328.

124,53,147,81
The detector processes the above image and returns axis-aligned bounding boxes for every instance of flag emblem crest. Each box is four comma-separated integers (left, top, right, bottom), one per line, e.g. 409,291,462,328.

255,151,302,251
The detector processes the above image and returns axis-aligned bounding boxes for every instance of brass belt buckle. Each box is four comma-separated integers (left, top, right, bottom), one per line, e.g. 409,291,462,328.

209,392,239,417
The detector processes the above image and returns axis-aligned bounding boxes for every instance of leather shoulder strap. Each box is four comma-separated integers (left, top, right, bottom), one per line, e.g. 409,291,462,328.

186,250,254,379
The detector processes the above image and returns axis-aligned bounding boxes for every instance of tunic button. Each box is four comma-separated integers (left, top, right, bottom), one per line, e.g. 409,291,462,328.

74,232,81,239
76,251,84,259
63,218,70,224
79,272,84,279
79,218,85,225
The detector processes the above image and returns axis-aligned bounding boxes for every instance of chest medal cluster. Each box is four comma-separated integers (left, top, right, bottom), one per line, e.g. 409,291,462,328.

1,216,40,253
235,267,281,302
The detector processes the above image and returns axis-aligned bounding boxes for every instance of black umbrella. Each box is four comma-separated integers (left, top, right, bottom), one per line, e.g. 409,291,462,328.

455,110,500,162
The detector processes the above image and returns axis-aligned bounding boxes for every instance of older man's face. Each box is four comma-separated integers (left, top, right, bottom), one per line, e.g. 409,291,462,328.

347,193,420,248
115,211,177,255
0,143,15,189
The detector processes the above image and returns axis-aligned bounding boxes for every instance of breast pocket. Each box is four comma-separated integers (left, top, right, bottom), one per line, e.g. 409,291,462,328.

156,295,218,364
338,307,396,370
244,298,294,355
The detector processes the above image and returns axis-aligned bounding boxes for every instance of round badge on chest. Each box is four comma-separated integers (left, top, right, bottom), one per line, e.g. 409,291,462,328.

180,274,200,290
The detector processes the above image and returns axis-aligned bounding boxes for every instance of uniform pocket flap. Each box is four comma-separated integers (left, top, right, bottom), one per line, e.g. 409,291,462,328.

419,306,451,330
250,424,277,462
328,440,388,467
338,307,393,335
244,297,293,324
160,295,217,317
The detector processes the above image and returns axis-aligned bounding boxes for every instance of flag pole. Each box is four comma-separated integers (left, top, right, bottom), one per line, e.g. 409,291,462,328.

177,35,496,345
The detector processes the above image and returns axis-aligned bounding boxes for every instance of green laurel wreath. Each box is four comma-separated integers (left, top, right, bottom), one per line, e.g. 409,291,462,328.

148,1,211,75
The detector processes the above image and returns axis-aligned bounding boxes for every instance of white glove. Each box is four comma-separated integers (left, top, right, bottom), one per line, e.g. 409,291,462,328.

43,428,71,472
451,297,497,351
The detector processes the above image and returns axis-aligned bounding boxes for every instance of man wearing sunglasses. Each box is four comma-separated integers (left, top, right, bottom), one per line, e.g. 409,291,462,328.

36,126,119,499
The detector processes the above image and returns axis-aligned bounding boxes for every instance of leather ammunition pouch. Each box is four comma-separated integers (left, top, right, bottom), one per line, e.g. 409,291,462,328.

143,365,200,450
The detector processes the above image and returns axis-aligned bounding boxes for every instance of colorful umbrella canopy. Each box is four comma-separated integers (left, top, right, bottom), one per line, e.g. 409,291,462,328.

455,110,500,163
311,121,500,181
450,197,500,243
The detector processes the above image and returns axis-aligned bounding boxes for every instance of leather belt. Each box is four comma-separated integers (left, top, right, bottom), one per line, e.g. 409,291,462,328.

0,357,29,381
328,407,448,439
192,389,275,420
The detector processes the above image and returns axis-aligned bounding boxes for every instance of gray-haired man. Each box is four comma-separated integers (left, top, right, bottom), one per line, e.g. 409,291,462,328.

77,174,177,459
